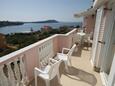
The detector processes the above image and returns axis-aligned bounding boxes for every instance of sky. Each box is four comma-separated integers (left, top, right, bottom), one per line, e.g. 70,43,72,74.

0,0,92,22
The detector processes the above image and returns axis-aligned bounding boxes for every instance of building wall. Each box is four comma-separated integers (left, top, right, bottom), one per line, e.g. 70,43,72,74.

41,26,52,32
108,47,115,86
83,14,96,34
107,2,115,86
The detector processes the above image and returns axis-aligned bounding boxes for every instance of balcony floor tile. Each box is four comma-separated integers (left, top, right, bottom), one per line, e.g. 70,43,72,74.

29,46,102,86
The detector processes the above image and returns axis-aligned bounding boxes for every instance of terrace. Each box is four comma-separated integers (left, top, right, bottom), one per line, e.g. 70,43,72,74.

0,29,102,86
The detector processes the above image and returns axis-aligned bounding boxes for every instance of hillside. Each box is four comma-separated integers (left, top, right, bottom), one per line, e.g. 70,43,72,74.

31,20,59,23
0,21,24,27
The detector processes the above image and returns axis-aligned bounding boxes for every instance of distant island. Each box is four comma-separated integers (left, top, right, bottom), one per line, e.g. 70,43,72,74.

29,20,59,23
0,20,59,28
0,21,24,27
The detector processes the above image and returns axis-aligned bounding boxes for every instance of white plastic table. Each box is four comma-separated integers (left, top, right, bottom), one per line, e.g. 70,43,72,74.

77,32,86,44
77,32,86,36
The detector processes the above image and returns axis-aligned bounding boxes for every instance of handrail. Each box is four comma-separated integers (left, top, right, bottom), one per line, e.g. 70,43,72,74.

57,29,76,36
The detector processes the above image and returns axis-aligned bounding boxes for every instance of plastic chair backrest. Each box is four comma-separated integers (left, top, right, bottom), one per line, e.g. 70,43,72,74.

75,34,81,43
83,34,90,42
48,59,61,80
67,44,76,59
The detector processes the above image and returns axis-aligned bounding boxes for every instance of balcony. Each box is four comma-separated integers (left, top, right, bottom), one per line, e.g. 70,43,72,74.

0,29,102,86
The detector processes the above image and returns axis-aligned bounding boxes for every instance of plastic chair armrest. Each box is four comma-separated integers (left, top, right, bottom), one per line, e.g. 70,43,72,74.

34,67,47,74
62,48,70,53
57,53,63,56
49,58,58,62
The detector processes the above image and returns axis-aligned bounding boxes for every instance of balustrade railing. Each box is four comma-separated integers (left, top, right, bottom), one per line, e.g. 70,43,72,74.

38,39,54,68
0,55,28,86
0,29,77,85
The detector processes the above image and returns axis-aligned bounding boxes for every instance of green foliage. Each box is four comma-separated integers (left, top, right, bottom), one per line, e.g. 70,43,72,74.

76,25,80,28
1,26,72,57
0,21,24,27
6,33,38,48
59,26,71,34
0,48,16,57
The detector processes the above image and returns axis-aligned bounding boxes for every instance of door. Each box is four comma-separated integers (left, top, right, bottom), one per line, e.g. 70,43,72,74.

91,7,104,66
94,9,106,68
101,16,115,74
100,4,115,85
105,20,115,74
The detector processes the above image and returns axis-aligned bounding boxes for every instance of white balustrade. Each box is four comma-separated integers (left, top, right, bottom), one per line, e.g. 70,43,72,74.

38,39,54,67
7,62,17,86
19,55,29,86
0,29,77,85
0,65,9,86
0,55,28,86
14,59,22,86
72,32,78,44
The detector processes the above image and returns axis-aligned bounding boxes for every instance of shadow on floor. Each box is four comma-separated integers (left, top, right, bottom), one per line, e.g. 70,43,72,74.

28,75,62,86
28,61,97,86
82,42,92,51
64,66,97,86
28,62,65,86
72,43,92,57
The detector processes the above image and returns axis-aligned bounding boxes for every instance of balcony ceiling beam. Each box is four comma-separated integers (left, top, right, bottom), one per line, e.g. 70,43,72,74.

74,0,108,18
74,8,96,18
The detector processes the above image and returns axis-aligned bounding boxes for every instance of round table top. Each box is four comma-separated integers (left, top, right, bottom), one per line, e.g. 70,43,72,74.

77,32,86,36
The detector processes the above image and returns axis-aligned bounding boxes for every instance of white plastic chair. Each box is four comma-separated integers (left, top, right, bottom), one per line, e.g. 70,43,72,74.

57,44,76,71
34,58,62,86
82,34,92,47
75,34,82,44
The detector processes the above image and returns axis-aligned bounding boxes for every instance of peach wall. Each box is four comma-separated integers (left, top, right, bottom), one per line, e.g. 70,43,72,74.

53,35,60,54
83,14,96,33
24,47,39,80
57,36,67,52
57,29,76,52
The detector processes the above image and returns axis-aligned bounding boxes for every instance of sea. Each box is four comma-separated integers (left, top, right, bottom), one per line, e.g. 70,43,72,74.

0,22,81,34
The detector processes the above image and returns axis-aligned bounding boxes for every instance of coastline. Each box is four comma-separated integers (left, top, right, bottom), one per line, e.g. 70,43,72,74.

0,22,81,34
